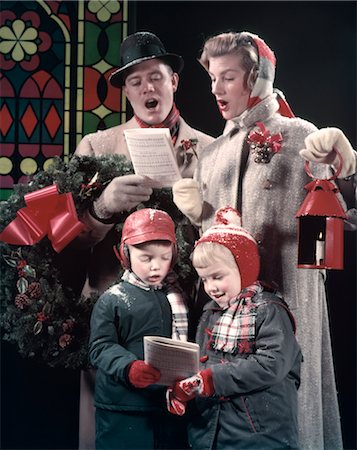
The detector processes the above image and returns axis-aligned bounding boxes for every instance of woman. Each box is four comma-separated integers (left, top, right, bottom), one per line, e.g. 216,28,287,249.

173,31,356,450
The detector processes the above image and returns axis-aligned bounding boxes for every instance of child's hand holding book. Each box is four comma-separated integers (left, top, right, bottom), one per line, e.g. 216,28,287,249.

166,369,214,415
127,360,161,388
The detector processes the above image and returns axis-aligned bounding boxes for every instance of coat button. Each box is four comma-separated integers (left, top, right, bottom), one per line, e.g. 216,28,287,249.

263,179,273,190
255,234,263,246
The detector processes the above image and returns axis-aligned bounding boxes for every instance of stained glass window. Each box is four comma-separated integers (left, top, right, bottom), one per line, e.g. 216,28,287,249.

0,0,129,200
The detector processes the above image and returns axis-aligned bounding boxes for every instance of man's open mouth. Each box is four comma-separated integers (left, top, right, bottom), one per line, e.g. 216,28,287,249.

145,99,158,109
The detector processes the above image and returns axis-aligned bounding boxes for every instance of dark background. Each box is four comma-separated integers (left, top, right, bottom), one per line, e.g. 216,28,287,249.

1,2,356,449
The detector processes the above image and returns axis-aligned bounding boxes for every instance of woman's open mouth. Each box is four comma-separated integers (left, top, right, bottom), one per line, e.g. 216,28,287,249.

217,99,228,112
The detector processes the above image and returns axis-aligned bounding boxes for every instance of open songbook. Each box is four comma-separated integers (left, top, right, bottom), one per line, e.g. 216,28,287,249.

143,336,200,386
123,128,182,187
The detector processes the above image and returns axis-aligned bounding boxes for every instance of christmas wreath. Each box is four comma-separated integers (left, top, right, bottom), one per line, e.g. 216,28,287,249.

0,155,196,369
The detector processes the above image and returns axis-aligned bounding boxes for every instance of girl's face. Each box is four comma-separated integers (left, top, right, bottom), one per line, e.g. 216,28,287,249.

195,261,242,308
128,242,173,286
208,53,251,120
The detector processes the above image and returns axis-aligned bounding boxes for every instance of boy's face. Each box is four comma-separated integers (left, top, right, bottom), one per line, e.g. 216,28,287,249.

196,261,242,308
123,59,179,125
128,241,173,287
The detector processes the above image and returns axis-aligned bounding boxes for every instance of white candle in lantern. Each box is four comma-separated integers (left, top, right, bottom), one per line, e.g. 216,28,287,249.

315,232,325,265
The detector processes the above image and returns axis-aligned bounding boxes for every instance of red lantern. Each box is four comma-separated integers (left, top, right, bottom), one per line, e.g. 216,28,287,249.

296,153,347,269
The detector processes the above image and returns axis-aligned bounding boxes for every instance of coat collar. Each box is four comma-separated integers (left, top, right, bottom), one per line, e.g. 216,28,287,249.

223,94,280,136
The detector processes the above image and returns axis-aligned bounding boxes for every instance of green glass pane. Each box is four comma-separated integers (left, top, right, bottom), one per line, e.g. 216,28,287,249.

103,112,121,129
84,22,101,66
105,23,122,67
0,189,13,201
83,111,101,135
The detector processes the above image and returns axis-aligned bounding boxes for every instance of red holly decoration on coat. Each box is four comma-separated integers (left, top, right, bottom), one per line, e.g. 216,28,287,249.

247,122,283,163
180,138,198,159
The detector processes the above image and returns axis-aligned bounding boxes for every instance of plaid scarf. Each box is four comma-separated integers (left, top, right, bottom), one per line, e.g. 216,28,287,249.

134,103,180,144
210,282,264,355
242,32,294,118
122,270,188,341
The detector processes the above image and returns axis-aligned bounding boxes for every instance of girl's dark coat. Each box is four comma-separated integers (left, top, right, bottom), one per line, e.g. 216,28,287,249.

188,290,301,450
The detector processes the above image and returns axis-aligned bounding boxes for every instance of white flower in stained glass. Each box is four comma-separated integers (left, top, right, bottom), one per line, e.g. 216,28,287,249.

0,19,38,62
88,0,121,22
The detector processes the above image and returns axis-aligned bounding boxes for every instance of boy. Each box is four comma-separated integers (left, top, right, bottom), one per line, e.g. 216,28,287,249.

89,208,189,449
167,206,302,449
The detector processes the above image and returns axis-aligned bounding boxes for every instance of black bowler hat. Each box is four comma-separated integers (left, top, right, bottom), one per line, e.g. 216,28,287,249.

109,32,184,88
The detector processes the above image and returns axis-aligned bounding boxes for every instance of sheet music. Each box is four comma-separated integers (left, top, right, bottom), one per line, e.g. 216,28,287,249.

144,336,199,386
124,128,182,187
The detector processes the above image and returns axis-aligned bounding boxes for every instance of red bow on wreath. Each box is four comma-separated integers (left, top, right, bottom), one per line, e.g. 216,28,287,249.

0,185,85,253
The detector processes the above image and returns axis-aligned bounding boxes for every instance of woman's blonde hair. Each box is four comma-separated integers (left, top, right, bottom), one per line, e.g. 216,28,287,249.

199,32,259,89
192,241,237,269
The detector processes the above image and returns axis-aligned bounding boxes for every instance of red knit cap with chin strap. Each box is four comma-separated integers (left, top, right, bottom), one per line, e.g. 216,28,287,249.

117,208,177,269
195,206,260,289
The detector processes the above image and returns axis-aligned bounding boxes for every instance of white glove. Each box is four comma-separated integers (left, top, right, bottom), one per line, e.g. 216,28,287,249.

172,178,203,226
94,174,159,217
300,128,356,179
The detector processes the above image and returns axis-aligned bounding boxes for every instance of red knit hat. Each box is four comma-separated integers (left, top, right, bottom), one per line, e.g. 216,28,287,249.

118,208,177,269
196,206,260,289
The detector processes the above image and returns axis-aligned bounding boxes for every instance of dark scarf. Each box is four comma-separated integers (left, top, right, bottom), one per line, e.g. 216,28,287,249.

134,103,180,144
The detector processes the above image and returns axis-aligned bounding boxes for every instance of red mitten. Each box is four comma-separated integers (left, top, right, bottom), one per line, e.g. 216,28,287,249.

166,388,186,416
127,360,161,388
173,369,214,401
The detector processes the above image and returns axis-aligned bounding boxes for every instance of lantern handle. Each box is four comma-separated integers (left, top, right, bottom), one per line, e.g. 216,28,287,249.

304,148,343,180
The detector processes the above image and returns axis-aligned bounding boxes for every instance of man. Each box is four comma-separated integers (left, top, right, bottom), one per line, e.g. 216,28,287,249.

75,31,213,297
74,31,213,449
